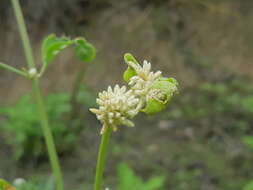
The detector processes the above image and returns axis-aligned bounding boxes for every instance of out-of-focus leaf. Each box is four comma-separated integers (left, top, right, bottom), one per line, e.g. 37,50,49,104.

242,96,253,113
244,180,253,190
74,38,96,62
0,179,16,190
42,34,73,67
41,34,96,71
243,136,253,150
145,176,165,190
117,163,165,190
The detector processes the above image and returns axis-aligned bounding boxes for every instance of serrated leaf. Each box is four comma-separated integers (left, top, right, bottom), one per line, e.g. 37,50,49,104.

42,34,73,67
74,38,96,62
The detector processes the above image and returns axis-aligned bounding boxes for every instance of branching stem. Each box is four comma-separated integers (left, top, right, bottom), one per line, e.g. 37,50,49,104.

10,1,64,190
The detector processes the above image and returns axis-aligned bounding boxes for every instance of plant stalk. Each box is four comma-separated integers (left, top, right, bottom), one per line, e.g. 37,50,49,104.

0,62,27,77
10,1,64,190
94,128,112,190
11,0,35,68
32,79,64,190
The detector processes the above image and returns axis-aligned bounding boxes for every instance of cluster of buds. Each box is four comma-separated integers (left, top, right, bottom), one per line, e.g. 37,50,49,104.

90,53,178,134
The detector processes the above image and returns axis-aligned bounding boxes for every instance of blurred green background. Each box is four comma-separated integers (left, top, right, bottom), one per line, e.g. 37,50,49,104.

1,0,253,189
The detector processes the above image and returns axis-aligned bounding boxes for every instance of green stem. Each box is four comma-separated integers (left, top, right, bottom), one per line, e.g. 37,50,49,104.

10,1,64,190
0,62,27,77
32,79,64,190
11,0,35,68
94,128,112,190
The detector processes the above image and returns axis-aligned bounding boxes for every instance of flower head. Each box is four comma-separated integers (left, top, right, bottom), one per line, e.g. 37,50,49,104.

127,60,162,96
124,53,178,114
90,85,140,134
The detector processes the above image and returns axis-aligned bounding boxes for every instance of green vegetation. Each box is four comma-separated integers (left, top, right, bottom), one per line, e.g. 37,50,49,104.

117,163,165,190
1,93,75,160
1,0,253,190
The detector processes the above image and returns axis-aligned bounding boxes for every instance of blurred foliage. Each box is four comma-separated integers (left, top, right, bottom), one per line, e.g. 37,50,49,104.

165,78,253,135
0,179,16,190
0,93,74,160
243,136,253,190
117,163,165,190
14,177,54,190
41,34,96,69
244,181,253,190
0,87,95,160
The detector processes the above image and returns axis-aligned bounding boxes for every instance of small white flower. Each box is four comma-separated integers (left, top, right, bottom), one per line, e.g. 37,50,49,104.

127,60,162,97
90,84,141,134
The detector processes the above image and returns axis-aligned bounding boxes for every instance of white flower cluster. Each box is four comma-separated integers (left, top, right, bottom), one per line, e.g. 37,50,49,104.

90,56,177,134
128,60,162,97
90,85,141,134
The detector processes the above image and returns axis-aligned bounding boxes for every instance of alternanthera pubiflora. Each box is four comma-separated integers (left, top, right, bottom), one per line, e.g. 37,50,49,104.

0,1,178,189
0,1,96,190
91,53,178,190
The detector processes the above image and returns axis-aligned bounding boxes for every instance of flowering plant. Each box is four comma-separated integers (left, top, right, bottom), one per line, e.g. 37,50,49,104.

91,53,178,190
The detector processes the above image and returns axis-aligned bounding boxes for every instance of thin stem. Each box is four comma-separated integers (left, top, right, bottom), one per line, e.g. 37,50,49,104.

32,79,64,190
94,128,112,190
10,1,64,190
0,62,27,77
11,0,35,68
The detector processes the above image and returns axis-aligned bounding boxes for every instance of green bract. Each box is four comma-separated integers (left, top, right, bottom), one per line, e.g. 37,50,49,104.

123,53,138,82
123,53,178,115
143,77,178,114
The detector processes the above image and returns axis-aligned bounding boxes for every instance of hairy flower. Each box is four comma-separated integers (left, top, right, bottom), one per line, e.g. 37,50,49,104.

90,85,141,134
125,56,178,114
127,60,162,96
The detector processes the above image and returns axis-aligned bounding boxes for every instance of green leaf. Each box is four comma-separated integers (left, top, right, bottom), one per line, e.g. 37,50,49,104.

74,38,96,62
243,136,253,150
117,163,143,190
117,163,165,190
42,34,73,67
244,180,253,190
41,34,96,75
242,96,253,113
145,176,165,190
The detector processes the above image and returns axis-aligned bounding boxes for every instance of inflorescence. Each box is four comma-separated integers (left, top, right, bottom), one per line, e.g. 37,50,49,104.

90,53,178,134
